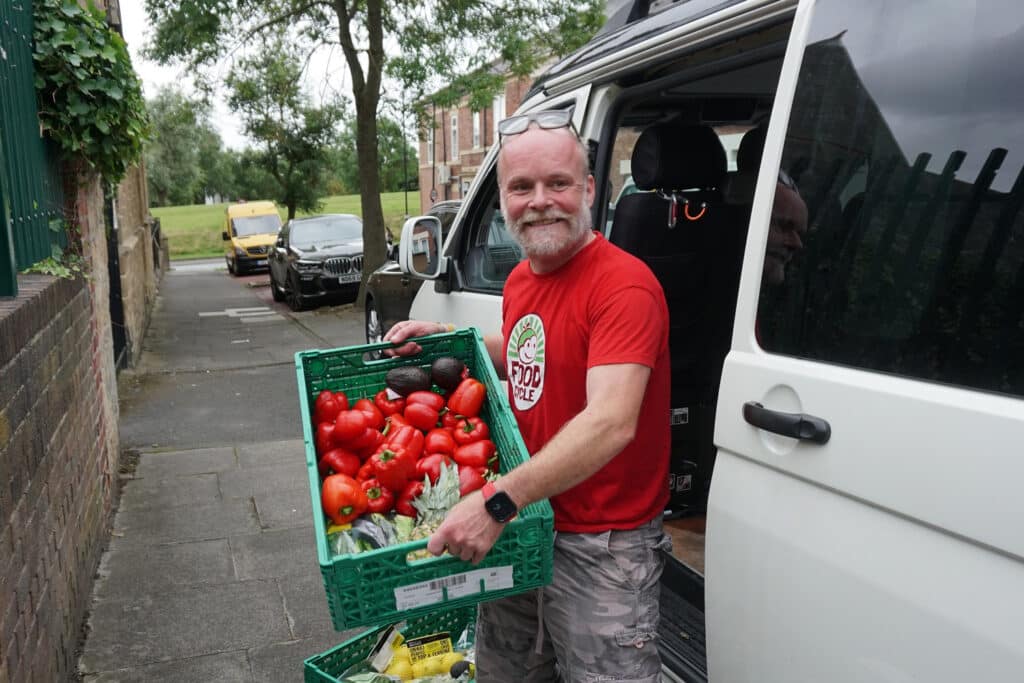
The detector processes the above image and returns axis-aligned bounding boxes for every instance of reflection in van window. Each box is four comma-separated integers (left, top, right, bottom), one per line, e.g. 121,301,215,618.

757,0,1024,398
232,213,283,237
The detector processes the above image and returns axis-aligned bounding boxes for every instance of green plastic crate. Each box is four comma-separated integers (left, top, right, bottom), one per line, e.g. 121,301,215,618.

304,606,476,682
295,328,554,630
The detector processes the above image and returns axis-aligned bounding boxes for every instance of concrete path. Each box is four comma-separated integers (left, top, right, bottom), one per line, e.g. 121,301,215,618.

79,260,370,681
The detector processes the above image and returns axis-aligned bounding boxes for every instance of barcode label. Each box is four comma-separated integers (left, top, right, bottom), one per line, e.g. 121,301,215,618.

394,566,514,610
429,574,468,591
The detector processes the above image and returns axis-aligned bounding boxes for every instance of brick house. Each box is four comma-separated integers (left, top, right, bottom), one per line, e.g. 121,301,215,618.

417,73,535,214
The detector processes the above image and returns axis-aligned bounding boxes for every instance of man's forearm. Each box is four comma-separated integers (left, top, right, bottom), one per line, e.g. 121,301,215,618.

497,406,636,509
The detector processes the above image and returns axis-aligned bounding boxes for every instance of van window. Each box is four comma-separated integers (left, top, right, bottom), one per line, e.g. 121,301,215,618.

462,179,524,292
756,0,1024,398
232,213,282,237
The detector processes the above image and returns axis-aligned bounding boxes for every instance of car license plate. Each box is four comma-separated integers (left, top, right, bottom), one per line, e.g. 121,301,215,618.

254,259,267,266
337,273,360,284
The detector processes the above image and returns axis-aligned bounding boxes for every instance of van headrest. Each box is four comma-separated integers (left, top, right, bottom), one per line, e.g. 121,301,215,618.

736,125,767,175
631,124,727,192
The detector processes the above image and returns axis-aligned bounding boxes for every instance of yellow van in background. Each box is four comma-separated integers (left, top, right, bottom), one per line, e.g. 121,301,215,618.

221,200,282,275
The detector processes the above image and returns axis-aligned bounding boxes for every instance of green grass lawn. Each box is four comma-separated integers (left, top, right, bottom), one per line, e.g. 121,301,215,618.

154,191,419,260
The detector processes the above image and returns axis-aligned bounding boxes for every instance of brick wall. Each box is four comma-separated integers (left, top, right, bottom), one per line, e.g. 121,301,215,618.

0,168,120,682
116,163,159,367
0,275,119,682
418,74,533,214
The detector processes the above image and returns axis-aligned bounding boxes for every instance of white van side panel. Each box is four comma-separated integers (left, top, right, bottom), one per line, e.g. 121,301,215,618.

707,452,1024,682
708,0,1024,679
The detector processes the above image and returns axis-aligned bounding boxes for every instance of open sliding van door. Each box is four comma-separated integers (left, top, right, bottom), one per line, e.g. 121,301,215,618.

708,0,1024,680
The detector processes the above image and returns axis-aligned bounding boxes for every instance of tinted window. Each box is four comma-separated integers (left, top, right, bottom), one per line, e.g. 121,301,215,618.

290,216,363,250
757,0,1024,398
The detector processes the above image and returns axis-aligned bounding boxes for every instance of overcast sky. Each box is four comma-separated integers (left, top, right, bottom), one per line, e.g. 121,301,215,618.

119,0,249,149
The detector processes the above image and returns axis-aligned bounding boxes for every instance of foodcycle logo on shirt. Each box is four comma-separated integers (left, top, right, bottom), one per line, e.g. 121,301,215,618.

507,314,545,411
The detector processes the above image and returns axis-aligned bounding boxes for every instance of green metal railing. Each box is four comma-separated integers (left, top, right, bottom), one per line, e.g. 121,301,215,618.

1,0,67,297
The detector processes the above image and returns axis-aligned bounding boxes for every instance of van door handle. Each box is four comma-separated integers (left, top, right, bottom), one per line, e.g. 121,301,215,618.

742,401,831,444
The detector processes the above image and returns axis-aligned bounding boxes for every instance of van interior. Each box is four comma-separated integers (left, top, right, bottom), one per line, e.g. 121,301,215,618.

572,19,793,676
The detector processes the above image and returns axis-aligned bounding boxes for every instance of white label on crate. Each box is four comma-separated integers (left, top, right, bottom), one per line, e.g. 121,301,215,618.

394,566,514,610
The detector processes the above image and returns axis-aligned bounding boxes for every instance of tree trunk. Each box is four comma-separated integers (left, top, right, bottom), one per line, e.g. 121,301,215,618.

353,89,387,309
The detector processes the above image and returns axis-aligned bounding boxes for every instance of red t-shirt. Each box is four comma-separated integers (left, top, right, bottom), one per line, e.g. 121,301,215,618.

502,233,670,532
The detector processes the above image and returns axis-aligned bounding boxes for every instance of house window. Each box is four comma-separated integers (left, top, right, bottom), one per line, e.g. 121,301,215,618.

426,127,434,165
450,112,459,160
473,111,481,149
493,94,506,139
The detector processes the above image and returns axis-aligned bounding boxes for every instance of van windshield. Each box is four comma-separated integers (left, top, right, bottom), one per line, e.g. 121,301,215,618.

232,213,282,237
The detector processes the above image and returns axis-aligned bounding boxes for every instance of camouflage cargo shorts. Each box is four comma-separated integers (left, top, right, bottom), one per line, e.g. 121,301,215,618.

474,517,672,682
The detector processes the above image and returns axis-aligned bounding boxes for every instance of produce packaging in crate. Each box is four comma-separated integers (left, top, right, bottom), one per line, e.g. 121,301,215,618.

304,606,477,682
295,328,554,630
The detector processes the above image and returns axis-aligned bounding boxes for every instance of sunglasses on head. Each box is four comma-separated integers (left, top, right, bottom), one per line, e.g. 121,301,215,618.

497,109,578,142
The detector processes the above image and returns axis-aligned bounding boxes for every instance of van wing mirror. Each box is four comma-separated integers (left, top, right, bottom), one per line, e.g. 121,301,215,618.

399,216,444,279
222,231,230,241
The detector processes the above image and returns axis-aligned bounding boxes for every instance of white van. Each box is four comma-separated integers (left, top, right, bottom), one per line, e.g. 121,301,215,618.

399,1,1024,679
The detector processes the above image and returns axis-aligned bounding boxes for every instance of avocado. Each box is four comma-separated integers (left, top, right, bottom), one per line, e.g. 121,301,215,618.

431,356,466,392
385,366,432,396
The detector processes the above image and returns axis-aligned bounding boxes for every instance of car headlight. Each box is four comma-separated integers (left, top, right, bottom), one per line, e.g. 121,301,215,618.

294,260,322,274
234,247,247,257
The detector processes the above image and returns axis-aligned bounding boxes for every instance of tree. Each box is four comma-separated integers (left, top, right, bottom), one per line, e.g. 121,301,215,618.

144,86,205,206
225,45,341,219
332,115,418,194
144,0,603,303
194,126,235,203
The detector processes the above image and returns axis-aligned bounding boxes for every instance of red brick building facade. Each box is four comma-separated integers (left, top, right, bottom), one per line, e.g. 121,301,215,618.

417,75,533,214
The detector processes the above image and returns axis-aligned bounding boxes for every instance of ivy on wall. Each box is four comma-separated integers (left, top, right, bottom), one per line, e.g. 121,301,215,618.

32,0,149,185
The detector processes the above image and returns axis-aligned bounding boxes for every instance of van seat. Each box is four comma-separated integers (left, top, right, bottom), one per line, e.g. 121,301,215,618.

609,123,745,511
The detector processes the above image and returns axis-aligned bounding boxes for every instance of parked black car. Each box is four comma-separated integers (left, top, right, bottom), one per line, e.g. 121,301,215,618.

364,201,461,344
269,214,365,311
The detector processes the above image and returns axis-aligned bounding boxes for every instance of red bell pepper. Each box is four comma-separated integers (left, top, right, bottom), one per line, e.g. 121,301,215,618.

370,446,414,492
447,378,486,418
395,480,424,518
440,409,461,430
314,390,343,425
315,422,335,456
385,423,425,460
453,439,497,469
321,474,368,525
354,398,385,430
405,402,440,432
361,478,395,514
405,390,446,412
374,390,406,417
356,430,385,461
416,453,454,484
318,447,361,478
452,416,490,445
424,428,456,455
346,426,380,453
332,410,368,445
356,460,376,482
386,413,410,431
458,465,489,496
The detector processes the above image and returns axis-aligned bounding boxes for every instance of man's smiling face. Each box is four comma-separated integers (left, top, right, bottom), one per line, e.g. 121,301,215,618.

498,125,595,265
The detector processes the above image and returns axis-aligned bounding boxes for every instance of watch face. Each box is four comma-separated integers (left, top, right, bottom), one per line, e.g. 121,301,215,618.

485,491,517,523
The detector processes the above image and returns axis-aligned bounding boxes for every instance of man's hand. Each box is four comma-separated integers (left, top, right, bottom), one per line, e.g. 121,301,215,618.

382,320,447,356
427,491,504,565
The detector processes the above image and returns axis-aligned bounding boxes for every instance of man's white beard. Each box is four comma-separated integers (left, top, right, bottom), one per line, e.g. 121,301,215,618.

505,195,592,259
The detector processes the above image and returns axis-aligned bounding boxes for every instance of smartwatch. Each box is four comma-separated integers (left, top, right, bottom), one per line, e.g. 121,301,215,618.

482,482,518,523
